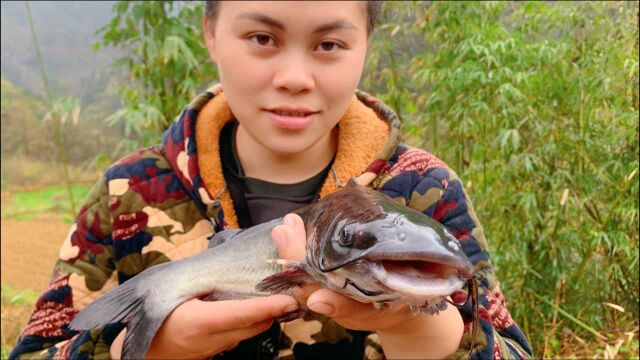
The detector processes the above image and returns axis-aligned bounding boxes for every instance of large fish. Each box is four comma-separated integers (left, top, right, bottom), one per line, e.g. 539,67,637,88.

70,181,478,358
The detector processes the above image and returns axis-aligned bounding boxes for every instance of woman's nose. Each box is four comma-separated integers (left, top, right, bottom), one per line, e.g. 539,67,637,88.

272,52,316,94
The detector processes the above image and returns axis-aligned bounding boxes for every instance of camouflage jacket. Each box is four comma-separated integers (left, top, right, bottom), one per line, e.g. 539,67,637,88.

11,85,532,359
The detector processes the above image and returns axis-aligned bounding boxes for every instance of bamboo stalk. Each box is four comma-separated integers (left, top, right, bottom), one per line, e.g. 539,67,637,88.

25,1,77,218
528,289,607,341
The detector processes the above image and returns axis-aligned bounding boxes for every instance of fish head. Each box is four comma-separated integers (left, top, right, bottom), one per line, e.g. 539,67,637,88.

303,184,475,305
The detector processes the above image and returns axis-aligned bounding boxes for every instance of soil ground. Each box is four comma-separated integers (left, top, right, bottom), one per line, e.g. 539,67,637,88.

1,218,70,292
1,217,73,355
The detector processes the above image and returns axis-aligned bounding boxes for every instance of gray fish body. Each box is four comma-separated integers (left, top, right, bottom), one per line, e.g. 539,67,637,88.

70,218,285,358
182,218,283,298
70,185,475,359
142,218,283,303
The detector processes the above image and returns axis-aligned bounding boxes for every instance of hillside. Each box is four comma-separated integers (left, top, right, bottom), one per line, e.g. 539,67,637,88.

0,1,121,102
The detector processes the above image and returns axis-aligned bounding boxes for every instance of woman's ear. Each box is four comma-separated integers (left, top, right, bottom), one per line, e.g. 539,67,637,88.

202,16,217,64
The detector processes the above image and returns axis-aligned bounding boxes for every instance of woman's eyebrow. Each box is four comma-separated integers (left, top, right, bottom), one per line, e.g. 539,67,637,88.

235,12,358,33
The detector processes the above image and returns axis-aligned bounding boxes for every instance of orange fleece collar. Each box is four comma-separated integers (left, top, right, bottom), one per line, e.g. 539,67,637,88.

195,85,398,228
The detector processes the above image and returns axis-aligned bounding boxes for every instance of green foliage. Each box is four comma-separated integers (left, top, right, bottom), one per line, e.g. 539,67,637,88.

1,285,38,306
1,184,92,222
95,1,218,152
43,96,81,126
363,1,639,356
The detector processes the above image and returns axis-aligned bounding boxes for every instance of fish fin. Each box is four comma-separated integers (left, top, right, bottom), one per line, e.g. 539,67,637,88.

70,264,182,359
255,265,313,294
208,228,242,248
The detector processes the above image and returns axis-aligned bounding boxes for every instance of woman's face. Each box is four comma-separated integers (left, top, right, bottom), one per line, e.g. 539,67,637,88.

204,1,369,156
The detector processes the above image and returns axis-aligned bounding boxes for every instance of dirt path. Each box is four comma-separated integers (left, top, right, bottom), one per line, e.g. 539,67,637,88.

1,219,71,292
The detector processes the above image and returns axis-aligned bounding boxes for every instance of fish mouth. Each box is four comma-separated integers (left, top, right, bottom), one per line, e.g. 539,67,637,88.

369,260,466,298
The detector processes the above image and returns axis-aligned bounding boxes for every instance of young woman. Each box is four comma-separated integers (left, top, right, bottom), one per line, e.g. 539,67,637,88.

11,2,532,359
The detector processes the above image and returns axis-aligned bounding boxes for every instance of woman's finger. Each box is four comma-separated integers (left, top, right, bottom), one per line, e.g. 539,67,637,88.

287,213,306,247
189,295,298,332
272,213,306,261
306,288,376,319
208,318,274,351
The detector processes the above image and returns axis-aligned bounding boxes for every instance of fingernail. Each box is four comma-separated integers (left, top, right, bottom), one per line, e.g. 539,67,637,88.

283,302,299,313
309,302,334,316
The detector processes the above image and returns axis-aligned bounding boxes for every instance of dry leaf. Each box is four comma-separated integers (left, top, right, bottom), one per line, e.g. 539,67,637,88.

560,188,570,206
602,302,625,312
390,25,400,36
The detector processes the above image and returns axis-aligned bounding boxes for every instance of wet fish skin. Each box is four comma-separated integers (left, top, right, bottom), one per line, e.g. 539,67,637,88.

70,184,474,359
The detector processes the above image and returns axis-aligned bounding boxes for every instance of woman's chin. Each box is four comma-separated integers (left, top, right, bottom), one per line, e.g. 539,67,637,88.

264,141,316,157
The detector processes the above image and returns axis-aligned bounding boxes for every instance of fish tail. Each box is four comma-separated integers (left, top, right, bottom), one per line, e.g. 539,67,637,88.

70,278,142,328
70,265,180,359
121,307,167,359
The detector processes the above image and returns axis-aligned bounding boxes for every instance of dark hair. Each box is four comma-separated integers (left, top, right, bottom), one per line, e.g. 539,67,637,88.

204,1,382,35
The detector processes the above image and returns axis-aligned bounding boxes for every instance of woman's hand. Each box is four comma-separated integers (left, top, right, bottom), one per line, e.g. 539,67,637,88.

110,294,298,359
271,213,464,359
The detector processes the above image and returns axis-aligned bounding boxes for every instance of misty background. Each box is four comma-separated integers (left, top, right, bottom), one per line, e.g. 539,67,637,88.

1,1,130,187
2,1,117,100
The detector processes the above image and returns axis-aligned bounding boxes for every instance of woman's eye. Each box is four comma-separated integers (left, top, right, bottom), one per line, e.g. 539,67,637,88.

249,34,275,47
316,41,342,52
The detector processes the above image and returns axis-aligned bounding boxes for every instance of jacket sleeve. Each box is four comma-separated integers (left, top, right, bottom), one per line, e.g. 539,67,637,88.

9,175,124,360
380,166,533,359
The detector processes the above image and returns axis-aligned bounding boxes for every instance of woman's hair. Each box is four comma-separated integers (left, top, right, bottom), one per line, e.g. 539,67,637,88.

204,1,382,35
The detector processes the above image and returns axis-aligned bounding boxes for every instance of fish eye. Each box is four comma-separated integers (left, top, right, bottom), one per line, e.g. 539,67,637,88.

338,228,352,246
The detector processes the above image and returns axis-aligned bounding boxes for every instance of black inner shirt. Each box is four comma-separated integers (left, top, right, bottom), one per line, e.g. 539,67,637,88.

220,121,333,228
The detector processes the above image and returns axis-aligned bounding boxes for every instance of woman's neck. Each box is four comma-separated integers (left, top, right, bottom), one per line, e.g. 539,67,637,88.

234,124,338,184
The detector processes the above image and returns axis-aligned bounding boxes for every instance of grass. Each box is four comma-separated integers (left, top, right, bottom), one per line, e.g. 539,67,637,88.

1,286,39,306
363,2,639,357
1,285,39,358
1,155,100,191
1,183,92,222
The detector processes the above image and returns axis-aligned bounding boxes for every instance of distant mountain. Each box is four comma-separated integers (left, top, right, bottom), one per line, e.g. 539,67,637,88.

0,1,122,102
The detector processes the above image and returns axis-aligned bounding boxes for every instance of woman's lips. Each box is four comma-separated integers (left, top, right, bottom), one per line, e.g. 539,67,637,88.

267,110,317,130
